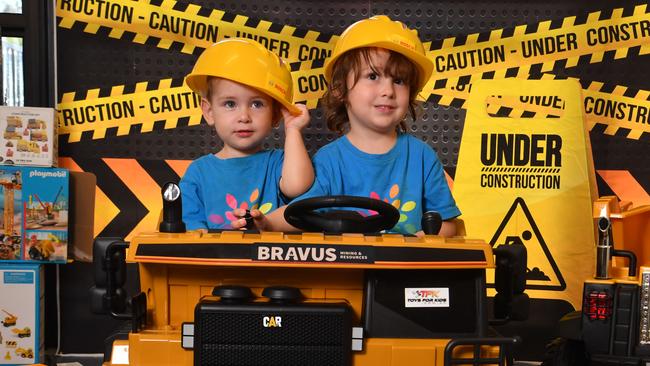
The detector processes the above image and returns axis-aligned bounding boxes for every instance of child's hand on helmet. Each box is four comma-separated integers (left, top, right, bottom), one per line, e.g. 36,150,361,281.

282,104,310,132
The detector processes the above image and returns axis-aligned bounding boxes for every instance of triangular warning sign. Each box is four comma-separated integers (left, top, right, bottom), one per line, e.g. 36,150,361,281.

489,197,566,291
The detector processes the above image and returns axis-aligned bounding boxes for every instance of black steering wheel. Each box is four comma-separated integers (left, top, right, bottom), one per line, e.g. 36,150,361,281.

284,195,400,233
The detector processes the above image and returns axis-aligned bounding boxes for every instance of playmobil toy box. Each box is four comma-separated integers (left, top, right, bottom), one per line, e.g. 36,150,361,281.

0,106,57,167
0,263,44,364
0,167,69,263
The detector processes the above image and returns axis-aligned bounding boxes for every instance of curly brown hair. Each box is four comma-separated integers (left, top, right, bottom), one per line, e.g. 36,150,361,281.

322,48,421,135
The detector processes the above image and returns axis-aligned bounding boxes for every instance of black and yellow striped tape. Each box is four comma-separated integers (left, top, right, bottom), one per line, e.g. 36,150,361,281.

57,0,337,61
423,3,650,91
427,74,650,140
56,71,650,142
56,1,650,141
58,78,202,142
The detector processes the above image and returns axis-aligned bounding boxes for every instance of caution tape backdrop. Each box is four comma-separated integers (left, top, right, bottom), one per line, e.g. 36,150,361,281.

57,0,337,60
57,73,650,143
57,1,650,141
55,1,650,241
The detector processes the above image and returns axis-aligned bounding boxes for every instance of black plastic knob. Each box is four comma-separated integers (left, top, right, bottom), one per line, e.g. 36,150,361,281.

212,285,254,302
262,286,302,303
244,210,255,229
421,211,442,235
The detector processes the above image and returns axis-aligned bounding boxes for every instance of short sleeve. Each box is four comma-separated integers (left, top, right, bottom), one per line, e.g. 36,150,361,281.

180,163,208,230
423,148,461,220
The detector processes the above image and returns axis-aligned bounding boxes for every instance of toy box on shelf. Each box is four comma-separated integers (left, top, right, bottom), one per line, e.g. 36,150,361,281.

0,106,57,167
0,167,69,263
0,263,44,365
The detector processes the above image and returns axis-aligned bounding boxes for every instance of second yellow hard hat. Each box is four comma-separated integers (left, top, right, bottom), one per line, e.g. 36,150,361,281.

324,15,434,92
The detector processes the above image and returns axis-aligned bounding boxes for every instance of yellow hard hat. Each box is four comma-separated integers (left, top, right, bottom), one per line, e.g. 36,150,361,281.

324,15,433,92
186,38,300,115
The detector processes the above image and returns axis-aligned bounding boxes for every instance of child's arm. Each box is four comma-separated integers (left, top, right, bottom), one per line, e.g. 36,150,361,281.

438,220,457,237
421,143,462,238
279,104,314,198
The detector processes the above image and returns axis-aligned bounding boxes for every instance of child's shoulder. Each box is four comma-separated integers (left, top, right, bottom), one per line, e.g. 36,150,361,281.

191,150,282,165
314,136,346,154
399,133,434,152
189,153,217,166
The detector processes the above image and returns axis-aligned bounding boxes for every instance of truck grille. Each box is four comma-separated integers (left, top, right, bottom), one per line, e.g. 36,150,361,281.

194,302,352,366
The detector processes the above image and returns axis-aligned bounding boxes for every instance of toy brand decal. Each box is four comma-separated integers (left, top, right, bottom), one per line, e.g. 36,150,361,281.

253,244,374,263
28,170,67,179
257,246,337,262
404,287,450,308
262,316,282,328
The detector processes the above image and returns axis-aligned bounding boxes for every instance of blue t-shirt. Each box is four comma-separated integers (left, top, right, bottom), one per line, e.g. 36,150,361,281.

180,150,285,230
299,134,460,234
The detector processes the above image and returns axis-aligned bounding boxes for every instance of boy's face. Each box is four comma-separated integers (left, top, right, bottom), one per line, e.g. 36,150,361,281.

345,48,410,136
202,78,275,158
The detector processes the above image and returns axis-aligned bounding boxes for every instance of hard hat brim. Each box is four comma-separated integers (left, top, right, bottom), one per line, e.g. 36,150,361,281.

185,75,301,117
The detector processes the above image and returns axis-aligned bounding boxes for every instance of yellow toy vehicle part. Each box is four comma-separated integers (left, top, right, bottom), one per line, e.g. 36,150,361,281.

14,347,33,359
27,235,55,261
12,327,31,338
543,197,650,365
1,310,17,327
91,193,529,366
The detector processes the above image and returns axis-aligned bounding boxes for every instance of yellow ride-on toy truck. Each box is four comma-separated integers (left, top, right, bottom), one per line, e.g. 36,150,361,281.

91,183,529,366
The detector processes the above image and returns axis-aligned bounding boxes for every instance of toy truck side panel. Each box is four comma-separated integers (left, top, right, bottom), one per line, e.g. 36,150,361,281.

139,264,365,329
107,334,501,366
